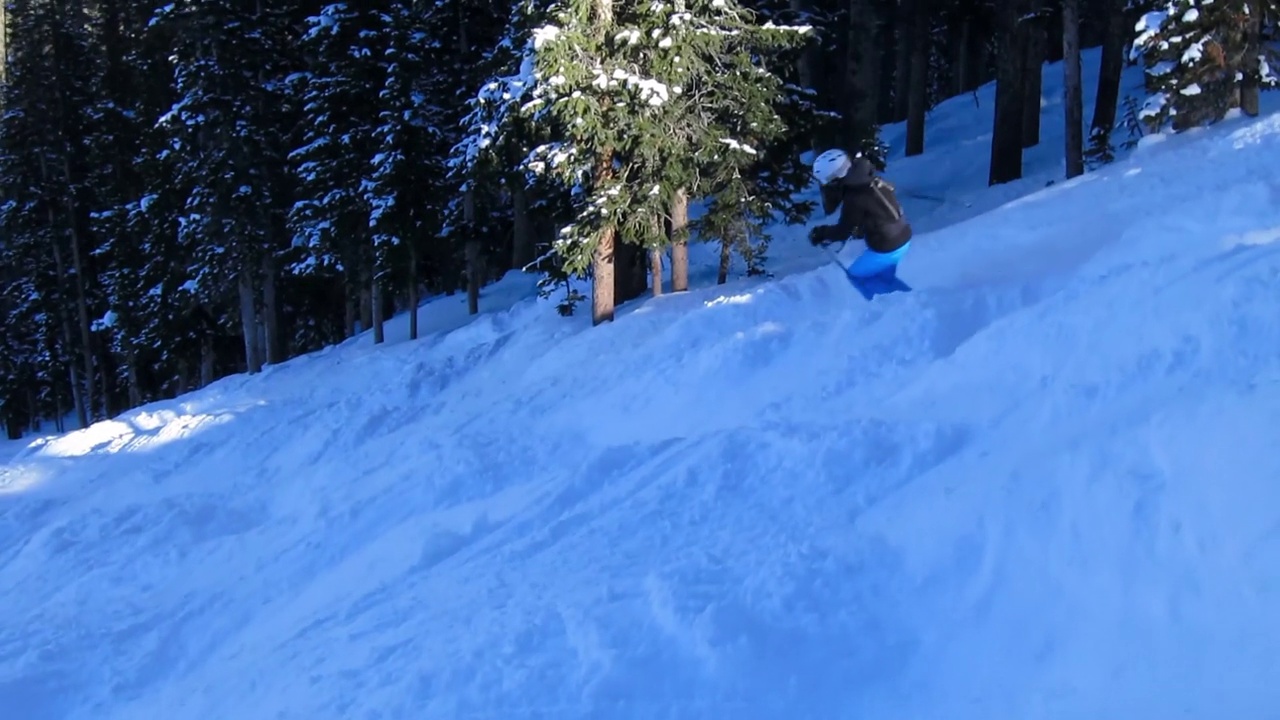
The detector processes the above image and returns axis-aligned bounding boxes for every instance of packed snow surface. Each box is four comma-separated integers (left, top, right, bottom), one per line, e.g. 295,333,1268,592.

4,49,1280,720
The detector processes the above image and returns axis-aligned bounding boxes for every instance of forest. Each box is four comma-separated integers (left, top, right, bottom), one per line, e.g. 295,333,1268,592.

0,0,1276,438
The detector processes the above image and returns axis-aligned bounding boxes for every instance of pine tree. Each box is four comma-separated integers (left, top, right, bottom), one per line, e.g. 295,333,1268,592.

154,0,299,373
361,1,453,341
1133,0,1278,132
0,0,104,426
459,0,812,321
288,2,387,340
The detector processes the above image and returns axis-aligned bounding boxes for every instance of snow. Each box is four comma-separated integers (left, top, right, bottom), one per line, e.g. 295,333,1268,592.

5,47,1280,720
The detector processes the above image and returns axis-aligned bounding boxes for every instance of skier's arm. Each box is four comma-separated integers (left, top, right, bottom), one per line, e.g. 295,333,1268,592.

812,189,863,242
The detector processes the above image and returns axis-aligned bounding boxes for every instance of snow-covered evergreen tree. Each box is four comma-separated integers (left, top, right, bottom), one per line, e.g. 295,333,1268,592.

1133,0,1279,131
457,0,812,321
360,3,446,341
153,0,299,373
0,0,105,425
288,2,388,339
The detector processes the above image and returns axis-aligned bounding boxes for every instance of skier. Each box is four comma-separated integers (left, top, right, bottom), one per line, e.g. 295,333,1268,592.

807,148,913,296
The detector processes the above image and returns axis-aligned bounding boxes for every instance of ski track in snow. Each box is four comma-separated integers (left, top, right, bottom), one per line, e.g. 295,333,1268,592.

4,51,1280,720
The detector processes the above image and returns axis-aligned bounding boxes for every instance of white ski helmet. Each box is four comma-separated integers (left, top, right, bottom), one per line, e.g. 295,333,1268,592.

812,149,852,185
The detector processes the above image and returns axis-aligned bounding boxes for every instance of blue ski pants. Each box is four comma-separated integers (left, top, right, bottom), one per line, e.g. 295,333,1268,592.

847,241,911,278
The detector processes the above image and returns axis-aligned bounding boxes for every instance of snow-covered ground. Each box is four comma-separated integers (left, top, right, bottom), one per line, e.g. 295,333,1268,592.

5,49,1280,720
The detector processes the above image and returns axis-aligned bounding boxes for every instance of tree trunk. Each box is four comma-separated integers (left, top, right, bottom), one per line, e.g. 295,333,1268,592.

40,185,87,429
345,275,358,337
53,362,66,432
650,248,663,297
261,253,282,364
98,346,112,418
592,226,616,325
1063,0,1084,178
953,15,972,95
592,144,617,325
359,265,373,333
905,2,929,156
892,0,913,122
877,13,897,122
372,269,384,344
845,0,880,133
614,240,646,305
126,346,143,408
407,240,419,341
791,0,815,93
463,187,481,315
990,0,1029,185
1089,0,1128,139
457,0,481,315
973,27,992,89
60,163,96,422
717,237,732,285
671,189,689,292
1044,0,1064,64
238,263,263,374
1021,0,1046,148
511,182,534,270
201,335,215,388
61,313,86,429
1241,0,1262,117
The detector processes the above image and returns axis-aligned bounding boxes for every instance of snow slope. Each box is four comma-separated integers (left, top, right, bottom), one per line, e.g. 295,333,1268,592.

5,50,1280,720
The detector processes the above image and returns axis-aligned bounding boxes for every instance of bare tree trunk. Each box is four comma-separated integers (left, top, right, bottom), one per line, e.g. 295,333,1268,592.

41,192,87,428
671,189,689,292
1022,0,1046,148
53,364,66,432
990,0,1029,185
456,5,482,316
1089,0,1128,139
952,15,972,95
372,270,384,344
892,0,913,122
1044,0,1064,64
201,336,215,387
59,159,97,421
345,275,358,337
407,241,419,341
98,347,112,418
359,265,373,332
238,264,263,374
463,188,481,315
511,182,534,270
126,346,143,408
845,0,880,133
59,314,85,428
973,29,992,89
650,248,663,297
1241,0,1262,117
592,144,617,324
613,239,645,305
905,2,929,156
593,226,616,325
1063,0,1084,178
717,237,732,285
791,0,815,90
261,253,282,364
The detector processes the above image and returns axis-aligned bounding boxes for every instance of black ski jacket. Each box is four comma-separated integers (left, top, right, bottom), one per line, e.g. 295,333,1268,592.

811,157,912,253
